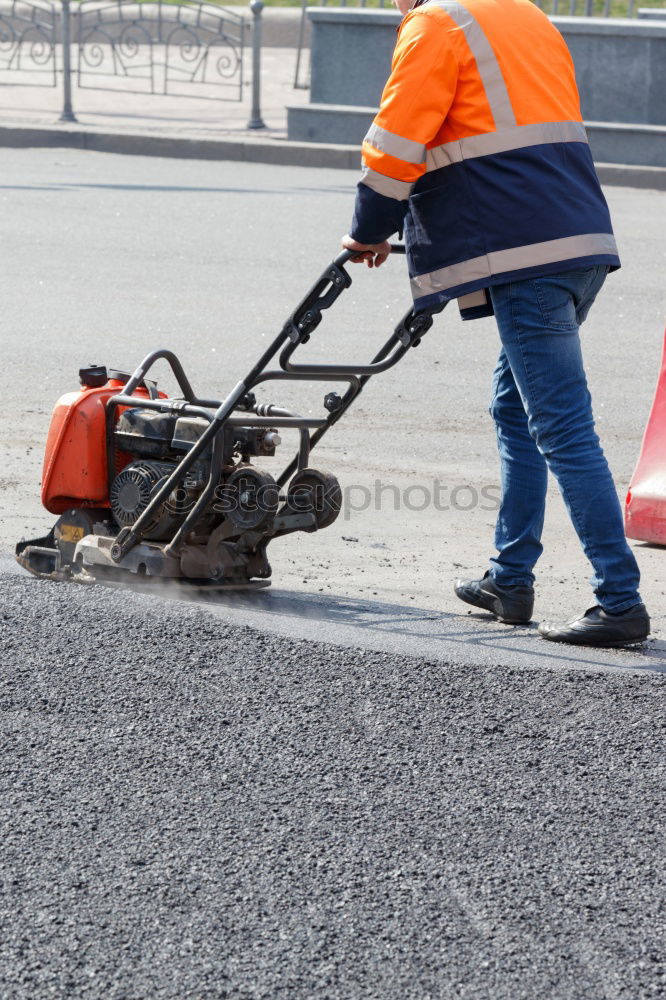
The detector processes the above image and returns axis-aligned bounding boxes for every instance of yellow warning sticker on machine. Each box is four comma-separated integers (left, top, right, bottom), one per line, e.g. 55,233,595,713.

59,524,85,543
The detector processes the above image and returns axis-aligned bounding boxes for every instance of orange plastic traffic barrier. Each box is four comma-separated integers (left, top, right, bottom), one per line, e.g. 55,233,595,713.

625,328,666,546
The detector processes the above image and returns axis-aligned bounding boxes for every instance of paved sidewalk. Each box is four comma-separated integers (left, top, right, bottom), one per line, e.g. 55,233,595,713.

2,46,307,137
0,45,368,167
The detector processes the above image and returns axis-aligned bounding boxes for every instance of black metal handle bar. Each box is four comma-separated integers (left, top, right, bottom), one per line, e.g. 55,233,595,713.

111,244,436,562
278,244,420,377
278,310,432,378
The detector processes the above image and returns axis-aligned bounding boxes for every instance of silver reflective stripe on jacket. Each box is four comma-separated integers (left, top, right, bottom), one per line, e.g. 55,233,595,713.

411,234,619,298
360,165,415,201
426,121,588,170
430,0,515,128
457,289,488,309
364,124,427,165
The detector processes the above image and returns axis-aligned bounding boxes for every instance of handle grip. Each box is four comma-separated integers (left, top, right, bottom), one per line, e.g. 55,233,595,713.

335,243,406,266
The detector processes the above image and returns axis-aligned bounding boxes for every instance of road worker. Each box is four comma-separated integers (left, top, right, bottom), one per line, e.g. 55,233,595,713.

342,0,650,647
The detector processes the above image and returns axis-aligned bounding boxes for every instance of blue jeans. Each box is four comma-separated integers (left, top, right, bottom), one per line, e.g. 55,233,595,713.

487,267,641,613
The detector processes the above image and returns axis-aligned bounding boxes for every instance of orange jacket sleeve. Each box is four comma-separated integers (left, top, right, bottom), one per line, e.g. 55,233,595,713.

350,9,458,243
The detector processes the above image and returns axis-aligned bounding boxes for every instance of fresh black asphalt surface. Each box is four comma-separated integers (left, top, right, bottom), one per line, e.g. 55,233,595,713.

1,571,664,999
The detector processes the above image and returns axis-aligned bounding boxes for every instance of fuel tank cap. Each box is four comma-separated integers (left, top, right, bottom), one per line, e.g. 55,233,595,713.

79,364,108,388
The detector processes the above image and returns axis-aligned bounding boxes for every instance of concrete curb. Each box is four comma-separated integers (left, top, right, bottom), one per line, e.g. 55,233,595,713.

2,122,666,188
0,123,360,169
595,162,666,190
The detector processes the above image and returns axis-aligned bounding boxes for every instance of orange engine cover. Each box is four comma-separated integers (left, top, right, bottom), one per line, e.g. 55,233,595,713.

41,376,164,515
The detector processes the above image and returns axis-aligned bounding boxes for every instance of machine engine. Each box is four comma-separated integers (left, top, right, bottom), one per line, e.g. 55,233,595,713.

110,408,283,540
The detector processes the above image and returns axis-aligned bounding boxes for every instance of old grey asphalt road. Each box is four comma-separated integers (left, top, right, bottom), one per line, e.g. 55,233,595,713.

1,149,665,997
2,148,665,631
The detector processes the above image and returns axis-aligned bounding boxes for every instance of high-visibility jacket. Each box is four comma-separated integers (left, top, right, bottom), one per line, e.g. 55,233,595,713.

349,0,620,317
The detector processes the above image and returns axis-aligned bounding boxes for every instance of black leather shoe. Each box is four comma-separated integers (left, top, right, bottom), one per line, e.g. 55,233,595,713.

454,570,534,624
538,603,650,648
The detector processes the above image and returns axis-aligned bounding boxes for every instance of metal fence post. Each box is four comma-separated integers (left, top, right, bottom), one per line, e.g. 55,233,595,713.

293,0,309,90
247,0,265,129
59,0,77,122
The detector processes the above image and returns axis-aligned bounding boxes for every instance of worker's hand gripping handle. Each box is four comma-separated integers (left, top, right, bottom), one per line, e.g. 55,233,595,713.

335,244,406,266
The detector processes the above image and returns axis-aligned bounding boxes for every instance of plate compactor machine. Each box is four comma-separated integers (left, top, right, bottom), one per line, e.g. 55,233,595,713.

17,247,443,591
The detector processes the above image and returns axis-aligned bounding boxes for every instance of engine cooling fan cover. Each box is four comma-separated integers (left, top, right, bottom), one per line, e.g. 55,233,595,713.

110,461,184,540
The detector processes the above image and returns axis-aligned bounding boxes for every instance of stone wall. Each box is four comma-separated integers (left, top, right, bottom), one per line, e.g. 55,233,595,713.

288,8,666,166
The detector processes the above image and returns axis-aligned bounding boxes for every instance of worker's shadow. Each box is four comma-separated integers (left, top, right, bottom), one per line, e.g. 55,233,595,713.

185,584,666,675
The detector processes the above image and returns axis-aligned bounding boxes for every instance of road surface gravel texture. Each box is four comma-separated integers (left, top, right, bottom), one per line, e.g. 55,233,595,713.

1,149,665,998
1,571,665,999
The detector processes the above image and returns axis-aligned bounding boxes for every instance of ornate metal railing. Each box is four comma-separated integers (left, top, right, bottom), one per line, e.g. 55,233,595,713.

0,0,57,84
77,1,246,100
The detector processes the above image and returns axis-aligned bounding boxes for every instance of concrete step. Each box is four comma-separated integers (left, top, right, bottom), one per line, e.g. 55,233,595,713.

287,103,375,145
288,103,666,169
586,121,666,168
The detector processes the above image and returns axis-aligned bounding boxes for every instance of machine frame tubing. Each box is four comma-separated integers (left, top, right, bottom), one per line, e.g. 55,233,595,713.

108,248,443,561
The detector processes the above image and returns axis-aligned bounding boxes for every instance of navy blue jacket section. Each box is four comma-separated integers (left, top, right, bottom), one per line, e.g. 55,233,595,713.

459,300,495,320
350,182,408,245
350,139,620,312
